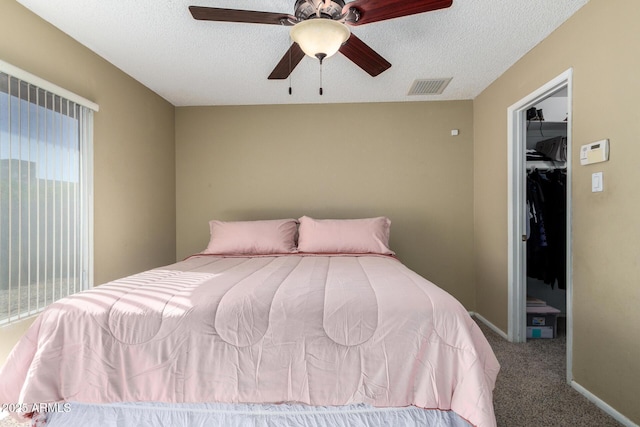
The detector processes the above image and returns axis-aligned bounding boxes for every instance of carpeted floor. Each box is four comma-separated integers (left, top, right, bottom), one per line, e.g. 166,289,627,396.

1,319,623,427
476,318,622,427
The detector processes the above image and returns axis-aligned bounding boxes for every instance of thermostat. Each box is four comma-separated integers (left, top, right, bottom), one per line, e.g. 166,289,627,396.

580,139,609,165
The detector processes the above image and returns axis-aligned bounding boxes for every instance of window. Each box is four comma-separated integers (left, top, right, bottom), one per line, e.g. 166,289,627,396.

0,61,97,325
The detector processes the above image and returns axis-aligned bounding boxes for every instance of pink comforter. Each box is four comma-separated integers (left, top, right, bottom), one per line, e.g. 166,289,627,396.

0,255,499,426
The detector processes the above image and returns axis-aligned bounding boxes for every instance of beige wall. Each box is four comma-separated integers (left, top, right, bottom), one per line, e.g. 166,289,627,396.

176,101,476,307
0,0,176,364
473,0,640,423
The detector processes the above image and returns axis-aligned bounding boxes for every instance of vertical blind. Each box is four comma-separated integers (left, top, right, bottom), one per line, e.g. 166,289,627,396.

0,69,94,325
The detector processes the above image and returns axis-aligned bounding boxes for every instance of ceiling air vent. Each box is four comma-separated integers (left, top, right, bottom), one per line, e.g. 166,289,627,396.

407,78,452,96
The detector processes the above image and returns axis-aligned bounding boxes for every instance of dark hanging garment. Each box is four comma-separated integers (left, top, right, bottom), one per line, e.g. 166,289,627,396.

526,170,567,289
547,170,566,289
526,172,549,281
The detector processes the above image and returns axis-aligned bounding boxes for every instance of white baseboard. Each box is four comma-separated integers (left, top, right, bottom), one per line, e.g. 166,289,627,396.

468,311,509,340
571,381,638,427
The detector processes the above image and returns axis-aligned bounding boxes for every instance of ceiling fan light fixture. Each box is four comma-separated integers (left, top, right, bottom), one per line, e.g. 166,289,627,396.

290,19,350,59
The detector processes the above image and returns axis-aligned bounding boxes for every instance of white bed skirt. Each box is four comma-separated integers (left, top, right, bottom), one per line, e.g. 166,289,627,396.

45,402,471,427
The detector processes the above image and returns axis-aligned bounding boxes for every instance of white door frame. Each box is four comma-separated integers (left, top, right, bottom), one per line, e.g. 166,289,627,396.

507,68,573,383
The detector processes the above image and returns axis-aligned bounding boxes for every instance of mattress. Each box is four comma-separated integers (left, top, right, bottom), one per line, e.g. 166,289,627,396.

0,254,499,426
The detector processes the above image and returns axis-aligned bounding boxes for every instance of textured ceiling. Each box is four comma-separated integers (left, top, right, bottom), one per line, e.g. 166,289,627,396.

15,0,590,106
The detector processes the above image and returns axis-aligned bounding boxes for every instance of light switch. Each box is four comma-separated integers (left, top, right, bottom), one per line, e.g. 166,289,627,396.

592,172,603,192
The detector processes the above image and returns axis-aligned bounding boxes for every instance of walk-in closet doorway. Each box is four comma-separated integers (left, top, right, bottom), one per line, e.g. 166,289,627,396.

507,69,573,384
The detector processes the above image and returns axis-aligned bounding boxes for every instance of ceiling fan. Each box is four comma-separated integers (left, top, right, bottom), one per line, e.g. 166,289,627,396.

189,0,453,80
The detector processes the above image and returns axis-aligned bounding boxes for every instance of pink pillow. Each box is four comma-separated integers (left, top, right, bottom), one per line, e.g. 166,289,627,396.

202,219,298,255
297,216,394,255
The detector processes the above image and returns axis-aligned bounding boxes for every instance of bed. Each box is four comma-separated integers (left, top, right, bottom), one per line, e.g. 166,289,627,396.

0,217,500,427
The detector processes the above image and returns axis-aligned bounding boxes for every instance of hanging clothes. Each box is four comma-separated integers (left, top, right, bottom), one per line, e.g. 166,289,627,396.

526,169,566,289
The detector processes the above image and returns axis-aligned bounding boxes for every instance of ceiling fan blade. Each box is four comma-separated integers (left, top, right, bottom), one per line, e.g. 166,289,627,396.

339,34,391,77
189,6,295,25
344,0,452,26
268,43,306,80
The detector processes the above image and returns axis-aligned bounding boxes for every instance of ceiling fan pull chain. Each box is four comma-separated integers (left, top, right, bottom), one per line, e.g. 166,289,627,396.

316,53,326,96
319,62,323,95
288,43,293,95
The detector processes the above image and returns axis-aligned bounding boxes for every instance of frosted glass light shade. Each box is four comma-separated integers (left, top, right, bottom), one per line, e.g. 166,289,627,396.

290,19,351,59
